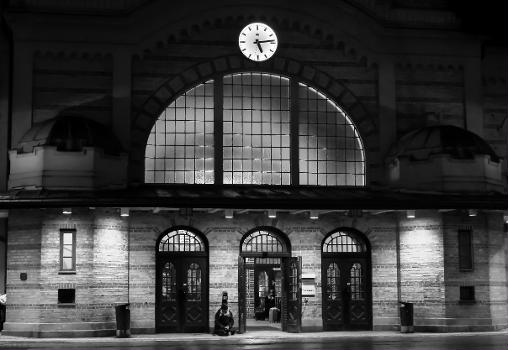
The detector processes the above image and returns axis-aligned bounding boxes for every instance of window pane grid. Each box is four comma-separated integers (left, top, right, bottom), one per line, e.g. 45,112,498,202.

326,263,341,300
298,83,365,186
350,263,364,300
323,231,365,253
159,229,205,252
145,80,214,184
60,230,75,271
144,75,366,187
187,263,202,301
241,230,286,253
162,262,176,301
223,73,291,185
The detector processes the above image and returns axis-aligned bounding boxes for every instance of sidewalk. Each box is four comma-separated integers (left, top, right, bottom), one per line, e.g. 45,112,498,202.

1,329,507,345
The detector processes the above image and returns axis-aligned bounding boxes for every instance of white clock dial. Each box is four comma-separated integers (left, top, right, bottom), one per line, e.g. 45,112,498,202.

238,22,278,62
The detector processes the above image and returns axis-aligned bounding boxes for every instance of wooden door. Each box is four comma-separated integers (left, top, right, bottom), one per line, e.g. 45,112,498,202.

238,256,246,333
281,256,301,333
156,256,208,332
322,258,370,330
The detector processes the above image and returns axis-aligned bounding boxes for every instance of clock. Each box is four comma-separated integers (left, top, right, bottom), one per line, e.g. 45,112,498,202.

238,22,278,62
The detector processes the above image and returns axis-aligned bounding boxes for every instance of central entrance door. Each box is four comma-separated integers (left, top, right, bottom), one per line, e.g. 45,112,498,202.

238,227,301,333
321,229,371,330
156,228,208,333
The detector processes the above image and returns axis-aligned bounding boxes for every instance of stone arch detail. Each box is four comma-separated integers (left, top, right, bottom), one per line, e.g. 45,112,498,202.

135,10,373,66
130,55,377,182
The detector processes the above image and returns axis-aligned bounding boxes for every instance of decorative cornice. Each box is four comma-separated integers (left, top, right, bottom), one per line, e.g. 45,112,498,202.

395,62,463,72
136,12,373,69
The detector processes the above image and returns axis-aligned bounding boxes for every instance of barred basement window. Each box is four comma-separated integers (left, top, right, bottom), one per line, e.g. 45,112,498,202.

58,289,75,304
459,286,475,303
60,229,76,272
458,228,473,271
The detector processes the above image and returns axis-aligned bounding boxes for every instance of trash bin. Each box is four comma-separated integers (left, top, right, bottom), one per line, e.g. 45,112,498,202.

399,302,414,333
115,303,130,338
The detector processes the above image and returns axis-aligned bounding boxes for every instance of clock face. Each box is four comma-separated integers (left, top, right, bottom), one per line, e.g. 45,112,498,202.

238,23,278,62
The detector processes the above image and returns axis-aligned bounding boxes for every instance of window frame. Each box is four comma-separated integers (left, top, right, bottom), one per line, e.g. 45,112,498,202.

144,72,366,187
59,229,76,273
458,228,474,272
459,286,476,304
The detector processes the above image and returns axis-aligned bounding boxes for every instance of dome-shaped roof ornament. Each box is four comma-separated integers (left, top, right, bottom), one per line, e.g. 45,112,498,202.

16,115,124,155
386,125,503,193
9,115,127,190
387,125,499,163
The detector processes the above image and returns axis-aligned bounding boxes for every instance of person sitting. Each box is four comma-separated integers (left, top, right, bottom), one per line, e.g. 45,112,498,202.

214,303,235,336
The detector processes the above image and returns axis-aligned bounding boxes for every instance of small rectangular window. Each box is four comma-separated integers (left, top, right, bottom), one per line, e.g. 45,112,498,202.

458,228,473,271
58,289,75,304
60,229,76,272
459,286,475,303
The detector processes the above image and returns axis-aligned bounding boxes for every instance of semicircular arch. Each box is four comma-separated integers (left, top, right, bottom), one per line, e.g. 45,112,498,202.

240,226,291,257
156,226,209,254
131,57,376,183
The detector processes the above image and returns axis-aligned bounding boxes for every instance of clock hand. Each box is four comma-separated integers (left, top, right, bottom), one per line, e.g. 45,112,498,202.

254,39,263,53
258,40,275,44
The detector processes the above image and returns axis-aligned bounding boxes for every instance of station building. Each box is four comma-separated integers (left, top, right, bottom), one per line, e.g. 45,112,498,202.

0,0,507,337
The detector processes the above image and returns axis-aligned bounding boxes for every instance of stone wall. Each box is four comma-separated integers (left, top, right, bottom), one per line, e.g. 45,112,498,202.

395,64,465,135
32,53,113,124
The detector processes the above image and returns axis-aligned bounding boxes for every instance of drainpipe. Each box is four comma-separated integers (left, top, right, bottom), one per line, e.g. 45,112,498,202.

395,212,401,303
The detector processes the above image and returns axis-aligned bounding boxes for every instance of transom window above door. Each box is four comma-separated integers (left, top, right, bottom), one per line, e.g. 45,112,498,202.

145,72,365,186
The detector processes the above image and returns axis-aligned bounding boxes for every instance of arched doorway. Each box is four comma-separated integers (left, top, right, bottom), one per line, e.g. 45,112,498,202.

321,229,372,330
238,227,301,333
155,227,209,333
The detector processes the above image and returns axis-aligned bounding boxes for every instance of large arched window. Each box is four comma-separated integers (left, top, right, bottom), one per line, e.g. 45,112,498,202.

145,73,365,186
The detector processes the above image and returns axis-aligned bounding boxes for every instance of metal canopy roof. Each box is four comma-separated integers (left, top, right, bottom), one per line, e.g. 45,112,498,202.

0,185,506,210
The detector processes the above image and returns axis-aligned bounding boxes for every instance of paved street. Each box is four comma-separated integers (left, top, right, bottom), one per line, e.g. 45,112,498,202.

0,331,506,350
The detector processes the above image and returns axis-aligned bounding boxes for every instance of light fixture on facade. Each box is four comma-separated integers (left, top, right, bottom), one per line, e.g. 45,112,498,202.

406,210,415,219
62,208,72,215
268,210,277,219
120,208,130,217
0,210,8,218
225,209,234,219
309,210,319,220
504,215,508,224
468,209,477,217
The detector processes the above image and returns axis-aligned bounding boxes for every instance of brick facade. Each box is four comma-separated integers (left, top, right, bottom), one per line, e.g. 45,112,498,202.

3,209,507,336
0,0,507,338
